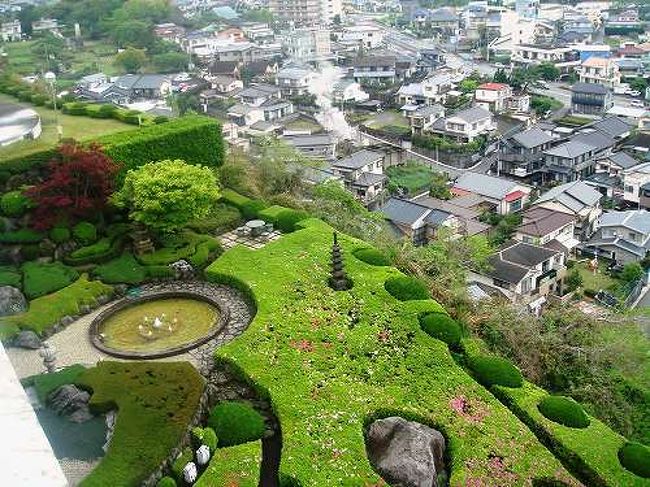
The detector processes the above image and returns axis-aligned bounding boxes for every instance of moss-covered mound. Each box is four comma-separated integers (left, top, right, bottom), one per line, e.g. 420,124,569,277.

208,401,265,447
468,355,524,388
420,312,462,347
618,442,650,478
352,247,390,266
384,275,429,301
22,261,79,299
538,396,590,429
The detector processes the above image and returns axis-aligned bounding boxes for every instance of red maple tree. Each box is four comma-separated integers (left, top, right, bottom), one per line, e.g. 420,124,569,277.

26,143,120,229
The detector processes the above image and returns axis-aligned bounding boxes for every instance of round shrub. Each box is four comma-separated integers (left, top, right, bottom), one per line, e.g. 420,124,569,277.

384,276,429,301
1,190,31,217
202,427,218,451
353,247,390,266
156,476,177,487
73,221,98,245
240,200,267,220
420,313,462,346
49,226,71,244
275,209,308,233
468,355,523,388
208,401,265,447
618,442,650,478
538,396,590,428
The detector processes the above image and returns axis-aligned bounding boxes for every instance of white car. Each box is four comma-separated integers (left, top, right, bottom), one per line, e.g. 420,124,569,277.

630,100,645,108
626,90,642,97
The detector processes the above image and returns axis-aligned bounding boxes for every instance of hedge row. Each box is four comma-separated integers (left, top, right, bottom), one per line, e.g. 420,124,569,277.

258,205,309,233
1,116,224,178
61,101,164,126
64,224,130,266
93,253,175,285
77,361,204,486
384,275,430,301
0,274,113,338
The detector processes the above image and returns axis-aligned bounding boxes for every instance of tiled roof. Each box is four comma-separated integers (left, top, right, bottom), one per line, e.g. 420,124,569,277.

453,172,521,200
511,127,555,149
571,82,609,95
333,150,383,170
499,240,559,267
518,207,575,237
535,181,602,214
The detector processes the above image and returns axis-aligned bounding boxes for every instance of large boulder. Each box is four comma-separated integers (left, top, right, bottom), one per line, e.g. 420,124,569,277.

13,330,42,349
0,286,27,317
366,417,446,487
47,384,93,423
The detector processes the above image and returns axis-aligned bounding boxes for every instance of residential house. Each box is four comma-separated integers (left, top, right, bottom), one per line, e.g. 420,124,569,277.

208,61,241,80
77,73,108,89
474,82,512,113
241,23,275,44
98,74,171,103
533,180,602,239
596,151,640,177
429,106,495,142
499,126,556,179
578,56,621,89
562,14,593,36
153,23,186,43
505,93,531,113
227,104,265,127
331,149,387,207
622,161,650,206
284,133,336,159
237,84,281,106
605,8,642,35
1,20,21,42
515,0,539,19
543,130,616,182
332,79,369,104
215,27,246,43
243,60,280,83
469,240,566,310
269,0,341,25
340,25,384,49
616,58,644,78
379,197,459,245
404,104,445,135
31,18,59,33
396,73,454,106
282,27,331,61
412,194,491,236
428,8,460,35
511,44,579,74
588,116,633,141
207,75,243,96
452,172,531,214
515,206,578,253
352,56,397,85
275,66,313,96
585,210,650,263
640,183,650,210
571,82,613,116
418,48,447,72
214,42,268,64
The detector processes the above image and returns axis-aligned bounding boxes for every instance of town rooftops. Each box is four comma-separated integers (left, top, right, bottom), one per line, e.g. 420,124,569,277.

511,127,555,149
607,151,639,169
588,116,632,139
114,74,169,90
380,197,451,227
428,8,458,22
448,106,492,123
477,82,509,91
599,209,650,235
518,207,575,237
535,180,601,213
453,172,523,201
499,240,559,267
581,56,613,68
333,149,383,170
624,161,650,174
239,84,279,98
353,172,388,187
355,56,397,67
284,133,334,147
571,82,610,95
276,67,312,80
544,140,595,159
412,104,445,118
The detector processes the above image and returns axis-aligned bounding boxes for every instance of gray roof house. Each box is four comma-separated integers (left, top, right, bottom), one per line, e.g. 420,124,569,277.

534,181,602,239
331,150,387,208
284,133,336,159
571,82,613,115
452,172,531,214
543,130,615,182
500,126,557,179
585,210,650,263
379,197,457,245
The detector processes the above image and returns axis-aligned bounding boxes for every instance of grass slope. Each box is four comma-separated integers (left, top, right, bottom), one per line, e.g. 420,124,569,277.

205,219,577,486
77,361,204,487
196,442,262,487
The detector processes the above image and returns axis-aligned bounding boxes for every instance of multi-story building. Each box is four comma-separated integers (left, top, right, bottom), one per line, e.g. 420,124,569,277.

396,73,454,106
622,161,650,206
474,82,512,113
515,206,577,252
571,82,613,116
241,23,275,44
499,126,556,180
404,104,445,135
577,56,621,88
511,44,579,74
269,0,342,25
585,210,650,264
543,130,615,182
1,20,21,42
275,66,313,96
430,106,495,143
352,56,397,85
515,0,539,19
452,172,531,215
284,133,336,159
339,25,384,49
282,27,331,61
331,150,387,207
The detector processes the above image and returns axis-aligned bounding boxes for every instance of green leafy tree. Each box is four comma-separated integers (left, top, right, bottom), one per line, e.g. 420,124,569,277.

429,173,451,200
535,62,561,81
153,52,188,73
630,77,648,93
113,159,220,234
113,47,147,73
31,33,66,72
493,69,509,84
565,269,583,292
111,19,155,49
459,78,480,93
620,262,643,283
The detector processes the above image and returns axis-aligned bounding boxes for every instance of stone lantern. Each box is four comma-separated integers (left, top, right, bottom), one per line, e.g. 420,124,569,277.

39,343,57,373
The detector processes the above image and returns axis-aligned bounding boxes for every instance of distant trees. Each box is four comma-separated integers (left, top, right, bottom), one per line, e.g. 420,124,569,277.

114,47,147,73
153,52,188,73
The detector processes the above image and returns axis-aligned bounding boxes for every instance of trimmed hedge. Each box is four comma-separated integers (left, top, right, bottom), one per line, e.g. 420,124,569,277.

49,227,71,244
420,312,462,347
187,204,242,234
220,189,252,209
240,200,267,220
0,274,112,338
73,222,98,245
618,442,650,478
384,275,430,301
257,205,308,232
0,229,44,244
1,116,224,178
1,190,31,217
156,476,177,487
65,236,126,266
94,253,147,284
208,401,266,447
0,266,21,288
22,261,79,299
468,355,524,388
77,361,204,487
538,396,590,429
191,426,218,452
352,247,390,266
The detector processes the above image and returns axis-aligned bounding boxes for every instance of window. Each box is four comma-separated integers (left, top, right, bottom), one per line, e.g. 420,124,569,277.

542,260,550,272
625,185,634,193
521,278,532,293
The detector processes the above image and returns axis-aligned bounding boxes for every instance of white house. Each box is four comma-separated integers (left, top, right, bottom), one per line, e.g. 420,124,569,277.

396,73,454,106
340,24,384,49
331,149,387,207
439,106,495,142
0,20,21,42
585,210,650,264
474,82,513,113
332,79,369,103
622,161,650,206
578,56,621,88
275,66,313,96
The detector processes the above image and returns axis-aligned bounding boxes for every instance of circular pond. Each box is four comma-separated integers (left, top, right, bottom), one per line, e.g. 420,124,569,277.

90,292,228,359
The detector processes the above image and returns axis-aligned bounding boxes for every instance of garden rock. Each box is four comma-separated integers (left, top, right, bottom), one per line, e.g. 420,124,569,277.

47,384,93,423
0,286,27,317
171,260,194,280
366,416,446,487
13,330,42,349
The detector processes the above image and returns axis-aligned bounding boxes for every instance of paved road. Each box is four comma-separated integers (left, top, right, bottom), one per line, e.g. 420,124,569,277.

531,81,643,110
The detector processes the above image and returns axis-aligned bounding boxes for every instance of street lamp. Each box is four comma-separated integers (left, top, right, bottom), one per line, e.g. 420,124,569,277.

44,71,62,141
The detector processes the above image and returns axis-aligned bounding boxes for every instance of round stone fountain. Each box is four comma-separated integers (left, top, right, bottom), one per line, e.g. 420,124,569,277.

90,291,228,359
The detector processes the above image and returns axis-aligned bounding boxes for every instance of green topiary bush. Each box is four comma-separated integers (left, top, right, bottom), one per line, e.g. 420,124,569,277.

191,426,218,452
537,395,590,428
22,261,80,299
73,221,98,245
156,476,177,487
420,313,462,347
0,229,44,244
240,200,267,220
1,190,32,217
0,266,21,288
171,447,194,480
275,209,309,233
208,401,266,447
384,276,429,301
468,355,524,388
352,247,390,266
618,442,650,478
49,226,71,244
94,253,147,284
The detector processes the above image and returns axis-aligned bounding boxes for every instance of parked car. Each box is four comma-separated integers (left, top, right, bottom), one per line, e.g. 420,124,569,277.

626,90,642,97
630,100,645,108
